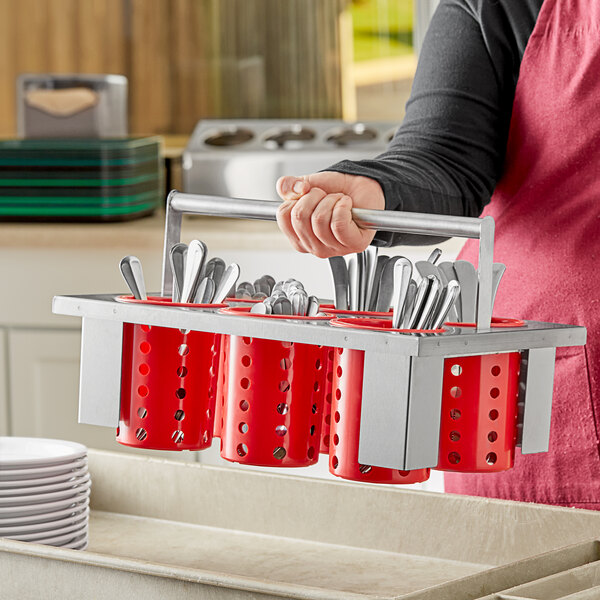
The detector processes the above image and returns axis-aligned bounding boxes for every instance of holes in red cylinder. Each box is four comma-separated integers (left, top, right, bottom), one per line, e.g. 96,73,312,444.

278,380,290,393
239,400,250,412
178,344,189,356
307,447,316,460
313,381,320,392
486,452,497,465
337,348,343,355
140,342,151,354
172,430,184,444
276,403,289,415
137,407,147,419
450,408,461,420
450,386,462,398
490,387,500,399
243,337,253,345
333,434,339,446
281,341,293,348
326,393,332,404
240,377,251,390
273,447,287,460
174,409,185,421
139,363,150,376
237,443,248,457
491,365,501,376
489,409,499,421
328,350,334,361
327,371,333,382
334,411,341,423
449,430,460,442
323,435,330,447
325,414,331,425
280,358,292,370
275,425,288,437
175,388,186,400
336,366,343,377
451,364,462,376
203,431,209,444
398,470,411,477
359,464,372,474
137,385,149,398
239,422,248,434
488,431,498,443
176,366,187,378
311,403,318,414
206,409,212,420
135,428,147,441
310,425,316,436
332,456,339,469
448,452,461,465
241,355,252,367
315,359,322,370
141,324,151,333
335,389,342,401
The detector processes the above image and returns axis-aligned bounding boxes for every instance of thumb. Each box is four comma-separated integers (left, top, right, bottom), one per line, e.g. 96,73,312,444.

276,175,311,201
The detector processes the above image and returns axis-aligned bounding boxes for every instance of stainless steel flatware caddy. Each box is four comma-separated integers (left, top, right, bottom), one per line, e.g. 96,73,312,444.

52,192,586,475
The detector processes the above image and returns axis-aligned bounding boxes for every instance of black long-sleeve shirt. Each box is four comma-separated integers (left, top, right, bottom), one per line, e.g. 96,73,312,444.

329,0,544,245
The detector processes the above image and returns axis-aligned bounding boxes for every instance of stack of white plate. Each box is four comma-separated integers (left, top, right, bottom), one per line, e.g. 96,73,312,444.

0,437,90,550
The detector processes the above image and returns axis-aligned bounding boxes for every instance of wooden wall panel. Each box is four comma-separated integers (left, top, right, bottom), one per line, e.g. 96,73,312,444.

0,0,349,137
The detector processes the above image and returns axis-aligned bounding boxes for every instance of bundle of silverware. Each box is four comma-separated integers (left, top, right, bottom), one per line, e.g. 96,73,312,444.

119,240,242,305
328,247,506,328
249,279,321,316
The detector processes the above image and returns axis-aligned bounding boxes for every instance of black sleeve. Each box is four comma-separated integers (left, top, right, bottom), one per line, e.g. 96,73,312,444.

327,0,543,246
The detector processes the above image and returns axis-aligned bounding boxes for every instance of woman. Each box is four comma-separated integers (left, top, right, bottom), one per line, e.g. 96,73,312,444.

276,0,600,508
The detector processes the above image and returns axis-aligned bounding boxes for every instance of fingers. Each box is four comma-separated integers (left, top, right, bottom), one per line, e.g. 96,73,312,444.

310,193,349,251
277,199,307,253
276,175,310,201
331,195,376,250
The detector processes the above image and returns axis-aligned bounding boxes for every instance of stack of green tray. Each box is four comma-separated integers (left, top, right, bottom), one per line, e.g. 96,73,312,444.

0,137,162,221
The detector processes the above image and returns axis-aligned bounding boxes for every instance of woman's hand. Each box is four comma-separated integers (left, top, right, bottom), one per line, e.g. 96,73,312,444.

275,171,385,258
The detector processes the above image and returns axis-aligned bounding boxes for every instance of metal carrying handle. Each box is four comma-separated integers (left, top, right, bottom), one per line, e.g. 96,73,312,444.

162,191,495,330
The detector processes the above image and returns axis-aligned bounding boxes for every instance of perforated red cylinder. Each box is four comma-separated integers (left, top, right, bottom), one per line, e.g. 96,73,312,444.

213,334,229,438
329,346,430,484
220,335,328,467
320,347,335,454
117,323,220,451
436,352,521,472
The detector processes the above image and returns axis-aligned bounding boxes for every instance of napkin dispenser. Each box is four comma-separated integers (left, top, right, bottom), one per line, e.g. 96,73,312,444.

17,73,128,138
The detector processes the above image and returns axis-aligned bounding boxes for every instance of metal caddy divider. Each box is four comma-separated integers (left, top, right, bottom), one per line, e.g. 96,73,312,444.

52,192,587,471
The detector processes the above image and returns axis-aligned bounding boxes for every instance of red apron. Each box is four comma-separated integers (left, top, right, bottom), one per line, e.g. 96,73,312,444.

444,0,600,508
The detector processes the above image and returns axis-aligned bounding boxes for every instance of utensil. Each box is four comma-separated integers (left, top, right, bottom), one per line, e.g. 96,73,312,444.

400,280,418,328
357,251,368,310
391,258,413,329
168,243,187,303
375,256,406,312
180,240,207,303
213,263,240,303
250,302,269,314
254,277,271,297
492,263,506,313
262,275,276,294
328,256,349,310
237,282,255,295
431,280,461,329
368,255,389,311
438,262,461,322
427,248,442,265
307,296,320,317
407,276,432,329
364,246,379,312
416,275,442,329
205,257,226,289
119,256,147,301
453,260,478,323
347,255,359,311
194,277,215,304
272,297,292,315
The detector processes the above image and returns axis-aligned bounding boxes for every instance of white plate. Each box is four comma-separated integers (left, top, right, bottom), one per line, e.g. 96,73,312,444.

3,515,88,541
30,528,88,546
0,473,90,497
0,501,89,527
0,457,87,481
0,507,89,535
0,489,89,518
0,479,91,506
0,466,88,490
0,437,87,469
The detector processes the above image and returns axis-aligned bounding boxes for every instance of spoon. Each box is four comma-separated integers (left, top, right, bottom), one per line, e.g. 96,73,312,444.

392,258,413,329
119,256,147,301
213,263,241,304
194,277,216,304
427,248,442,265
328,256,349,310
400,280,418,328
431,280,461,329
169,243,187,303
368,255,389,312
375,256,406,312
180,240,207,303
416,275,442,329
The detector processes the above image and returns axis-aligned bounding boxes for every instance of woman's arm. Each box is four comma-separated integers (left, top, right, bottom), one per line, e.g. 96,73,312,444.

277,0,543,253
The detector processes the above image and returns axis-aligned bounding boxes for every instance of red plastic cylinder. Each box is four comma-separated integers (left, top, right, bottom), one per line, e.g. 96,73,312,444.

220,331,328,467
436,352,521,472
329,345,430,484
213,334,229,438
118,322,220,450
320,348,335,454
